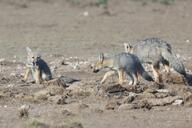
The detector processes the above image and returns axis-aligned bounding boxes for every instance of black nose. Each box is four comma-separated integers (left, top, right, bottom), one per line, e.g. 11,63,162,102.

93,69,99,73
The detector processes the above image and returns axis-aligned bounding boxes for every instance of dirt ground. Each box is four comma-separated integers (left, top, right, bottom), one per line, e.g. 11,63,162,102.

1,0,192,128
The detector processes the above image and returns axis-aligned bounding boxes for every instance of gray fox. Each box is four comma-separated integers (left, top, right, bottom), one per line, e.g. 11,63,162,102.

124,37,190,84
93,53,154,86
22,47,52,84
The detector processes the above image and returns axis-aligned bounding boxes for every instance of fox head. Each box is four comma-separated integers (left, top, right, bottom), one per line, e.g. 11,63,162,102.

124,43,133,53
93,53,105,73
26,47,41,67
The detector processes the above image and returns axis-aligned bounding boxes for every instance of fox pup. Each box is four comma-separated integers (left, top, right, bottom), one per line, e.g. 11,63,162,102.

22,47,52,84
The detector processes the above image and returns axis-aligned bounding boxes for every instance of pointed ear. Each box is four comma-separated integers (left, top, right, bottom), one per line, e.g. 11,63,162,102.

26,47,32,55
36,52,41,58
124,43,133,53
128,43,133,49
99,53,104,62
124,43,129,52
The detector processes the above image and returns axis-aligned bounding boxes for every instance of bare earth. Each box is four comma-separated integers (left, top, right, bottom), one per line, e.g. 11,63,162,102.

0,0,192,128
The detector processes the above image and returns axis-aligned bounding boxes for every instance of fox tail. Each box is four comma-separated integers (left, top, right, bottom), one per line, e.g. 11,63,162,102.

161,47,192,85
138,63,154,82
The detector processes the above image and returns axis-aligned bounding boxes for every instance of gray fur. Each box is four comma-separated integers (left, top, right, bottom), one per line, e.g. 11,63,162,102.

133,38,186,76
107,53,154,83
132,37,186,76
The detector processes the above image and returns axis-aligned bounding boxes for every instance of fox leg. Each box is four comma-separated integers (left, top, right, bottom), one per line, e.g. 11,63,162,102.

123,71,128,82
126,72,134,85
162,60,170,73
136,71,140,83
101,70,116,84
117,69,124,85
151,65,162,83
22,68,31,82
35,68,42,84
133,73,138,86
164,64,170,73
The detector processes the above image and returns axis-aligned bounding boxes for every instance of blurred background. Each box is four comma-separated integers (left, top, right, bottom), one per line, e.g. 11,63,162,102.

0,0,191,59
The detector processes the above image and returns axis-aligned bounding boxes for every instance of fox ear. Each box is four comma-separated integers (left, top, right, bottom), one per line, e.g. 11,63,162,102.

124,43,129,52
99,53,104,62
36,52,41,58
124,43,133,53
128,43,133,49
26,47,32,55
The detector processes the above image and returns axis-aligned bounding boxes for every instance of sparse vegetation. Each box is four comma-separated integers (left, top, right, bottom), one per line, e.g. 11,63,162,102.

25,119,49,128
65,0,80,5
133,0,175,5
97,0,108,7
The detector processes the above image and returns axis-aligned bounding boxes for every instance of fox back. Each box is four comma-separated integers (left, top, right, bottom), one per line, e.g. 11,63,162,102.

133,38,171,64
93,52,154,83
112,53,141,71
93,52,142,73
125,37,187,82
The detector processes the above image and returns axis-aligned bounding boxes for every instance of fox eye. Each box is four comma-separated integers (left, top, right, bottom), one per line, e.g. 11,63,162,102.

32,56,35,59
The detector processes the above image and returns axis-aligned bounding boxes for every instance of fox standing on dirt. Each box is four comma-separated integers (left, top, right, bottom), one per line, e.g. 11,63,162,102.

124,37,190,84
93,53,154,86
22,47,52,84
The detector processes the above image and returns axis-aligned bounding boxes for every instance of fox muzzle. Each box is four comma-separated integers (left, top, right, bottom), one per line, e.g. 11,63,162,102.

93,69,100,73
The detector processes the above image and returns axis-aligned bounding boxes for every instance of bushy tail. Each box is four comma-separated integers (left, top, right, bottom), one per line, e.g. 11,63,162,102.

138,63,154,82
161,48,192,84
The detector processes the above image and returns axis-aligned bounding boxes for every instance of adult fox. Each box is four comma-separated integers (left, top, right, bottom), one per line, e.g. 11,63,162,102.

124,37,190,84
93,53,153,86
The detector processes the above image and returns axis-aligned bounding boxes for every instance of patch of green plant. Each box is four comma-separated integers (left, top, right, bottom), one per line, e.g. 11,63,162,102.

25,119,49,128
132,0,175,5
97,0,108,6
159,0,175,5
66,0,80,5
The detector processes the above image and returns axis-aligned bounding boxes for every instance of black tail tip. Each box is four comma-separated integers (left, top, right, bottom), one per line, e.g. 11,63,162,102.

145,76,154,82
183,74,192,86
148,77,154,82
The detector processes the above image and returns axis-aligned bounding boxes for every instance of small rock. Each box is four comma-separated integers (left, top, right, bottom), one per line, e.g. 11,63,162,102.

65,122,84,128
59,75,80,84
10,72,16,77
137,92,156,100
93,108,104,113
126,85,144,93
132,100,152,110
156,89,170,93
48,95,68,105
172,99,184,106
0,58,5,62
186,39,190,43
105,101,120,110
147,96,182,106
118,104,134,111
18,104,30,118
155,93,168,98
79,103,89,109
34,89,49,101
7,84,14,88
145,88,157,93
83,11,89,17
123,92,136,103
73,63,80,70
106,84,127,94
61,109,74,117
